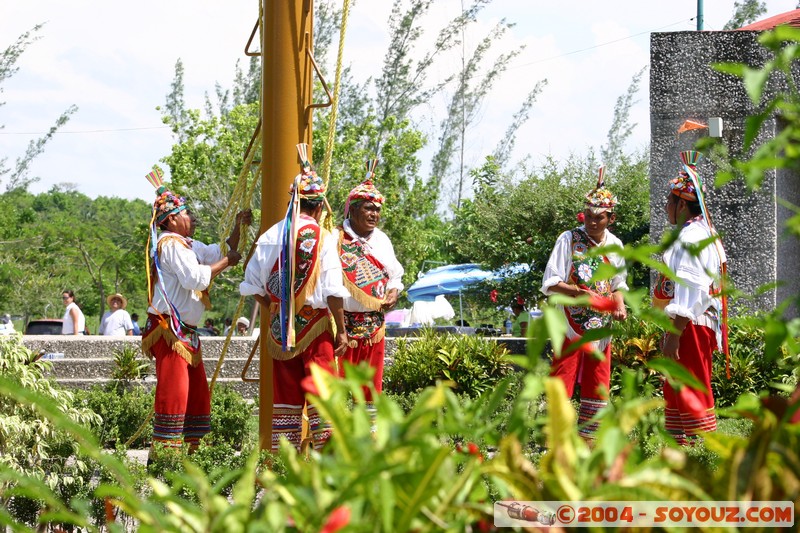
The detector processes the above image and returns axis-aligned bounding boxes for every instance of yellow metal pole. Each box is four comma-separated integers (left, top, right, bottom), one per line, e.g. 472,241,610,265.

259,0,315,452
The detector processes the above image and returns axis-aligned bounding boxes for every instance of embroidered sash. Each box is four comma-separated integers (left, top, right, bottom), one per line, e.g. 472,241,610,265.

565,228,614,335
141,313,202,366
343,310,385,346
267,303,330,360
337,228,389,311
265,218,330,359
267,220,324,309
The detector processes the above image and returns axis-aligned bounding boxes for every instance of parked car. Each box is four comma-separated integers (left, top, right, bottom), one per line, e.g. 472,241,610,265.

25,319,64,335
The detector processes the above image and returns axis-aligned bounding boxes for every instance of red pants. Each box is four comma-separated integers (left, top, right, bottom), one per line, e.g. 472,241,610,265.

790,385,800,424
338,337,385,402
663,322,717,445
550,338,611,438
152,337,210,447
272,331,335,453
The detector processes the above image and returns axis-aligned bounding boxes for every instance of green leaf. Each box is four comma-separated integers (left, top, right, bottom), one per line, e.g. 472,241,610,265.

541,305,568,358
379,471,396,533
741,64,771,104
646,357,707,392
712,61,746,77
763,316,788,363
590,261,620,282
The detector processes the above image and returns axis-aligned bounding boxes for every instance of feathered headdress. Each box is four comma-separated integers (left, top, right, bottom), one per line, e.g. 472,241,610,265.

669,150,705,202
291,144,328,200
344,159,385,218
147,168,188,224
584,165,618,214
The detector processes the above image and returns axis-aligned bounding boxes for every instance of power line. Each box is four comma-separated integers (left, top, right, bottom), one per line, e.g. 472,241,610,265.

0,125,171,135
1,17,698,137
508,18,694,70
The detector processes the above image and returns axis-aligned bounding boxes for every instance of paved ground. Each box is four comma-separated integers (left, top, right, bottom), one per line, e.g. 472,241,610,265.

126,449,149,465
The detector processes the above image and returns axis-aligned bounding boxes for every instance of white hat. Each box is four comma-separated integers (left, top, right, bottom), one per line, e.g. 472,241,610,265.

236,317,250,328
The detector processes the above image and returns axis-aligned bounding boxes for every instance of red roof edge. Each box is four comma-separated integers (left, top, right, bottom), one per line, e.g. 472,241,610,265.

737,9,800,31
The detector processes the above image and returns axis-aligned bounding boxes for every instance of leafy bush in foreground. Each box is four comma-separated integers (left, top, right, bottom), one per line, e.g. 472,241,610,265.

384,328,513,396
0,335,101,527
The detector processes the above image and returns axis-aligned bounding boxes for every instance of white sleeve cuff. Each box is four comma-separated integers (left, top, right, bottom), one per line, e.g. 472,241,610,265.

664,303,696,321
541,276,564,295
239,281,266,297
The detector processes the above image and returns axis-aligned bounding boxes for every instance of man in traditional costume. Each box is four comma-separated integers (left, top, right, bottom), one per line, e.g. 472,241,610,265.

654,151,727,445
540,167,628,439
333,161,404,427
240,145,349,453
142,169,250,457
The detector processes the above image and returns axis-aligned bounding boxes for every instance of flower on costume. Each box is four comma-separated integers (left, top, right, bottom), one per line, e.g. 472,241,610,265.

299,238,317,254
577,263,593,282
585,316,604,329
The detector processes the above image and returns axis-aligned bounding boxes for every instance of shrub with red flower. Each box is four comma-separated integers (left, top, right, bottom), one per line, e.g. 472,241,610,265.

321,506,351,533
456,441,484,462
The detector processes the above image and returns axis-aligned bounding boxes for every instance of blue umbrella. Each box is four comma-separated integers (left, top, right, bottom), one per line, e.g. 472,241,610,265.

406,263,529,325
407,263,495,302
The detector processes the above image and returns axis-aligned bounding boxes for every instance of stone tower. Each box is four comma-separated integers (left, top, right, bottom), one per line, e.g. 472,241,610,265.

650,26,800,315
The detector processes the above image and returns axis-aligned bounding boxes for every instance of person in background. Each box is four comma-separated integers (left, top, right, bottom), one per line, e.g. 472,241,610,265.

99,293,134,336
61,290,86,335
0,313,15,335
235,317,250,336
203,318,220,335
222,317,233,336
540,167,627,440
131,313,142,335
510,297,529,337
333,161,404,430
654,151,727,446
141,168,250,458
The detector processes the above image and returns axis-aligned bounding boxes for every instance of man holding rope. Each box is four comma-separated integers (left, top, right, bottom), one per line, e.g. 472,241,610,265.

142,169,251,459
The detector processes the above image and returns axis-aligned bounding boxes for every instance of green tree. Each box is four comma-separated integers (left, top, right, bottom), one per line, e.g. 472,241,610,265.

601,66,646,172
0,336,101,526
431,14,527,210
723,0,767,30
0,25,77,192
492,81,547,167
0,188,150,326
450,150,651,304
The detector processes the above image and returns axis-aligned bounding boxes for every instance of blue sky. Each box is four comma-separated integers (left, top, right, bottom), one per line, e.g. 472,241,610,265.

1,0,796,202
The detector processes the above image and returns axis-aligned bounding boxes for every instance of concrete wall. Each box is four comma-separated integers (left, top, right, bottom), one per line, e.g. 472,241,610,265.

23,334,528,400
650,30,800,315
